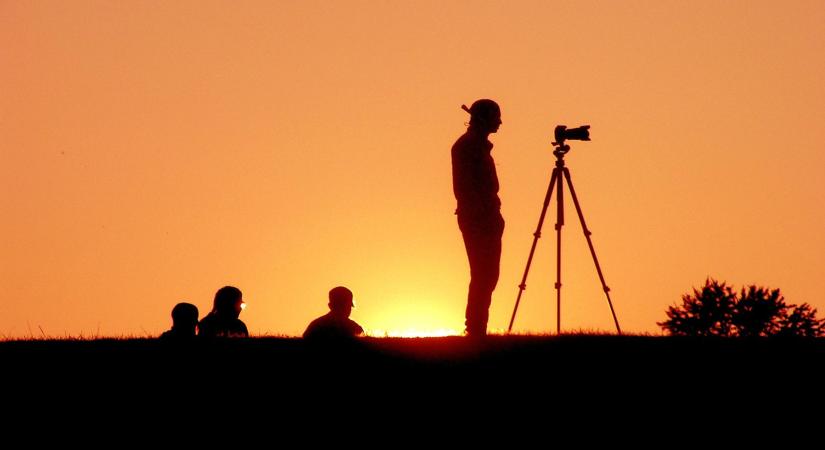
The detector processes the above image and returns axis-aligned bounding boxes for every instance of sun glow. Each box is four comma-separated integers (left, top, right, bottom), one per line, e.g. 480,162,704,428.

366,328,460,338
359,293,464,338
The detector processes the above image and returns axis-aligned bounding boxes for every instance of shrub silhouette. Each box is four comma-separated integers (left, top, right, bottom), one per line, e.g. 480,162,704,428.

659,279,825,337
733,285,788,337
659,279,736,336
778,303,825,337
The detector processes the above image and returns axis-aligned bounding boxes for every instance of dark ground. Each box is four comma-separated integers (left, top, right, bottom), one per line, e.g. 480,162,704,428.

3,335,824,434
3,335,823,393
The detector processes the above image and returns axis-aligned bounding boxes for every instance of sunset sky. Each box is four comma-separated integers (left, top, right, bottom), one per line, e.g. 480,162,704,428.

2,0,824,338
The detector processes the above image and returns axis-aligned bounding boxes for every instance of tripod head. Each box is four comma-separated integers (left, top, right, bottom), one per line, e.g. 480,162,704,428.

552,124,590,161
553,144,571,160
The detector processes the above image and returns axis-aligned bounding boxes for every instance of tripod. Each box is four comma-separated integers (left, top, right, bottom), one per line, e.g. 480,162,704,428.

507,135,621,334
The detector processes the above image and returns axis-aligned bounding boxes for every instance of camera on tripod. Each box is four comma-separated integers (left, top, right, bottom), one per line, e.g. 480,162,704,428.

509,122,621,334
553,125,590,145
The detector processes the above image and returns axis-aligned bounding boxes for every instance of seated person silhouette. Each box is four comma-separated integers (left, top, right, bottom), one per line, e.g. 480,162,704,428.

160,302,199,340
303,286,365,340
198,286,249,338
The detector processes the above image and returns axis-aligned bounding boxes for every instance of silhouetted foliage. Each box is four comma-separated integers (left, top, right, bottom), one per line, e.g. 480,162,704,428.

659,279,736,336
733,286,787,337
778,303,825,337
659,279,825,337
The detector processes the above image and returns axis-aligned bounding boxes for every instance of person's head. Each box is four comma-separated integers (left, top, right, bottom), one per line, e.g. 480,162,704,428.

171,302,199,332
466,99,502,134
328,286,354,318
213,286,244,319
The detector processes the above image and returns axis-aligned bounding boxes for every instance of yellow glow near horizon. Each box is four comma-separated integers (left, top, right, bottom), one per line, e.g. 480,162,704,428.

367,328,459,338
357,296,463,338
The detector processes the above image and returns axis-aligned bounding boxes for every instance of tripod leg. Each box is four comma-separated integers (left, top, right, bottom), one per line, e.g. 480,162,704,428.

555,165,564,334
508,168,560,332
556,163,564,334
562,168,622,334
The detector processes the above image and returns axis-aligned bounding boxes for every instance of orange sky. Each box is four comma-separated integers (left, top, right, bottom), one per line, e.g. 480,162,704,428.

2,0,824,338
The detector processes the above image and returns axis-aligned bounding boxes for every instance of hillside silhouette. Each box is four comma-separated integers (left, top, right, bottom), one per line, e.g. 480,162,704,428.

4,335,823,408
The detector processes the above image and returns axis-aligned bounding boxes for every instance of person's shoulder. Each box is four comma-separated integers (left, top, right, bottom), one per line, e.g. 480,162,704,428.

323,314,340,328
303,314,328,337
233,319,249,336
347,319,364,335
199,312,216,324
198,313,220,336
452,132,485,156
452,131,472,148
198,314,214,328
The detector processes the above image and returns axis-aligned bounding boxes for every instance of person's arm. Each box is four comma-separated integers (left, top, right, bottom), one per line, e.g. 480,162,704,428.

452,145,487,215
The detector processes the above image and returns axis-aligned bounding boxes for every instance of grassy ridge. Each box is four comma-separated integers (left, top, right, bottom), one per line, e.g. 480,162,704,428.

5,336,821,438
4,335,823,378
3,335,824,414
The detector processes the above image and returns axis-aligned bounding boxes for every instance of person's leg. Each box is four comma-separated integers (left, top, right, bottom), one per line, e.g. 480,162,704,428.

460,214,504,336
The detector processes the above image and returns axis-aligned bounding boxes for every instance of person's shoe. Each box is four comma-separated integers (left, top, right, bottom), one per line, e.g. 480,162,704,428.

463,328,487,339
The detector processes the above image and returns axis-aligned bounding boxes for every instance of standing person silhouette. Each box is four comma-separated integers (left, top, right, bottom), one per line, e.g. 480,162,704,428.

198,286,249,338
452,99,504,337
